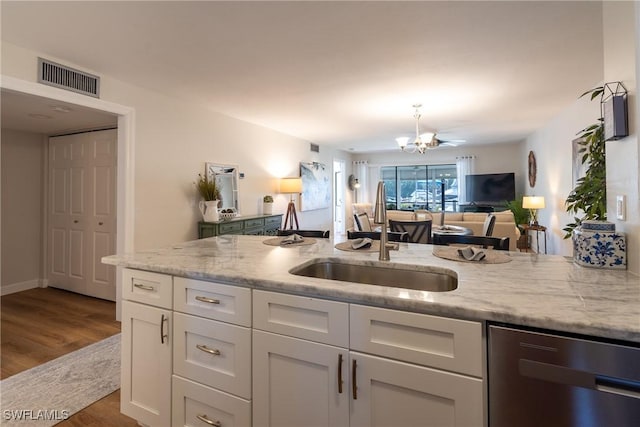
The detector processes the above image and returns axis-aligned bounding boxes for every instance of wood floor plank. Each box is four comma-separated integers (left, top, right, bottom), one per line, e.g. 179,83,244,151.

1,287,137,426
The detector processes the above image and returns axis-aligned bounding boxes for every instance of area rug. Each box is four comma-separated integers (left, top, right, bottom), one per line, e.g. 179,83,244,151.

0,334,120,426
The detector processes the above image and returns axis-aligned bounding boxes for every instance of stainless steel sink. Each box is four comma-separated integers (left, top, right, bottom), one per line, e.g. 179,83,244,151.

289,258,457,292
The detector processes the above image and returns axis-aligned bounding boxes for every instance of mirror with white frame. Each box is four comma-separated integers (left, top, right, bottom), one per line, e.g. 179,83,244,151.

206,163,240,212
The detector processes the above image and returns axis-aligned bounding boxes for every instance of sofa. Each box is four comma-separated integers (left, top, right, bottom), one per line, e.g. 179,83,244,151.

352,203,521,251
352,203,416,228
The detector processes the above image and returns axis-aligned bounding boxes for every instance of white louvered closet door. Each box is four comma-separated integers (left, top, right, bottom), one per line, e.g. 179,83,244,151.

48,129,117,300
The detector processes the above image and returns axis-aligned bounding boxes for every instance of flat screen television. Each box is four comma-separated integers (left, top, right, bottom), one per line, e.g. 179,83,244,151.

465,173,515,204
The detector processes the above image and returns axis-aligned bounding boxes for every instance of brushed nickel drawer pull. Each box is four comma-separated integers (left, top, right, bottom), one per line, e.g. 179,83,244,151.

195,295,221,304
196,414,221,426
197,344,221,356
160,314,168,344
338,353,344,394
133,283,155,291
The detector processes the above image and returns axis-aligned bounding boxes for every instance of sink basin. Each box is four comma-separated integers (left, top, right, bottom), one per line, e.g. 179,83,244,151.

289,258,457,292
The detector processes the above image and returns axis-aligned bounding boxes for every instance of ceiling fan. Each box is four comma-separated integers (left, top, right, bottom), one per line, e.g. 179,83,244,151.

395,104,465,153
431,132,466,148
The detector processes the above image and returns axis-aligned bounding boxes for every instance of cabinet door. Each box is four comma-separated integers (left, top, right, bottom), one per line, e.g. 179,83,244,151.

121,301,172,427
253,330,349,427
350,352,483,427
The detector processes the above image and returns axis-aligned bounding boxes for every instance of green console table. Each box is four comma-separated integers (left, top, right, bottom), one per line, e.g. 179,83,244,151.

198,214,283,238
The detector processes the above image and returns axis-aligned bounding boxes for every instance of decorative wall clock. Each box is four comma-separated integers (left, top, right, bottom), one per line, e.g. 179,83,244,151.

528,151,537,187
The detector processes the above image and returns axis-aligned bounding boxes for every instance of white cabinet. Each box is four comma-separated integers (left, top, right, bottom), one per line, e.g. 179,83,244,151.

172,376,251,427
350,352,483,427
252,330,349,427
121,300,172,427
252,290,484,427
120,269,484,427
121,269,253,427
252,290,350,427
173,312,251,398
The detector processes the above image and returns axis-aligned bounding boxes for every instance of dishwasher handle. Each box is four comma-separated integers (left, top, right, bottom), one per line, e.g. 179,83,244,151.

520,359,640,400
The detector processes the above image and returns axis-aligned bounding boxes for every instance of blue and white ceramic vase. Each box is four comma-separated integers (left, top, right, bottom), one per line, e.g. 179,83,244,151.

572,221,626,269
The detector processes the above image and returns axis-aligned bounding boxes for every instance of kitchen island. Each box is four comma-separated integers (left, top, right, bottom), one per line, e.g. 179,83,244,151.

104,234,639,342
103,235,640,427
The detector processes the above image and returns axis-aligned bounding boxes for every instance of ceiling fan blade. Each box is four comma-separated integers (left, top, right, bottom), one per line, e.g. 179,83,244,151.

434,138,464,147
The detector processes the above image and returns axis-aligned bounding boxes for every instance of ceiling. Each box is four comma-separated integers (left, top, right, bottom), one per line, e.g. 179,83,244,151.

1,1,605,152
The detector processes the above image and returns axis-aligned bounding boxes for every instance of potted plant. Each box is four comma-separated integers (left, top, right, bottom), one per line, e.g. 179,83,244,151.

263,195,274,215
563,86,607,238
196,173,221,222
505,196,530,250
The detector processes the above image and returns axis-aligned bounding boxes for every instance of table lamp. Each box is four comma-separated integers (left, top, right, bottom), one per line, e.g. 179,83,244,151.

522,196,545,226
279,177,302,230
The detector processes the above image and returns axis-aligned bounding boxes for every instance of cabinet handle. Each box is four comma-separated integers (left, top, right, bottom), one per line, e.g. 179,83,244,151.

196,414,221,427
338,353,344,394
160,314,168,344
98,221,103,225
352,359,358,400
73,220,79,223
196,344,221,356
133,282,155,291
195,295,221,304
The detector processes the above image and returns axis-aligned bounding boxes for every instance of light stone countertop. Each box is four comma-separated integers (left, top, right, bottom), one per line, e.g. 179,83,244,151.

103,235,640,343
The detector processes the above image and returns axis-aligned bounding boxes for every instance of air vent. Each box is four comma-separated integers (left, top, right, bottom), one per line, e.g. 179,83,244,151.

310,143,319,153
38,58,100,98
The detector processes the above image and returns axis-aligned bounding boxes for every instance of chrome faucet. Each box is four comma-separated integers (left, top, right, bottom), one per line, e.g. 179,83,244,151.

373,181,395,261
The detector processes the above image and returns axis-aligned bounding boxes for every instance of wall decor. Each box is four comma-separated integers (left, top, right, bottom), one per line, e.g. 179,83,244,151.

300,162,330,211
602,81,628,141
527,151,537,187
206,163,239,212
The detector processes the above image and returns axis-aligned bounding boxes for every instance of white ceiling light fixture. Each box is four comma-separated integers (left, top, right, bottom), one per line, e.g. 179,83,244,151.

396,104,439,154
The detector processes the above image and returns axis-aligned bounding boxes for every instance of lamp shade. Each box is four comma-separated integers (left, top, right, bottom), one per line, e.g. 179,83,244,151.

395,137,409,149
522,196,545,209
279,177,302,194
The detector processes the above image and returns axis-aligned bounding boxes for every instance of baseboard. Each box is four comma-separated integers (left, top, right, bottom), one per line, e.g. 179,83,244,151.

1,279,42,296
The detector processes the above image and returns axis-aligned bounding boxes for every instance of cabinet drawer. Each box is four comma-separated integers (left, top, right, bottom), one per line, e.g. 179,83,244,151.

174,277,251,327
350,305,483,377
253,290,349,347
265,215,282,227
173,313,251,398
244,218,264,228
219,221,244,234
172,376,251,427
122,268,172,309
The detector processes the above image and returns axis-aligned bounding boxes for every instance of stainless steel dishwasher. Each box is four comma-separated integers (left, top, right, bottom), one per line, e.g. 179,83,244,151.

488,324,640,427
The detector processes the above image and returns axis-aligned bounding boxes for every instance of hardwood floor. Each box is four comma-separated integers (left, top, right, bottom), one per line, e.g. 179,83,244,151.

1,287,138,426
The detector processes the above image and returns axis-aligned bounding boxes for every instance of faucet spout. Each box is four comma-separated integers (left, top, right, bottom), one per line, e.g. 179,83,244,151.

374,181,390,261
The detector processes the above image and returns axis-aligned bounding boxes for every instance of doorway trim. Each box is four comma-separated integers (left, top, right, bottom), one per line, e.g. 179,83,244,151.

333,159,346,237
1,75,135,318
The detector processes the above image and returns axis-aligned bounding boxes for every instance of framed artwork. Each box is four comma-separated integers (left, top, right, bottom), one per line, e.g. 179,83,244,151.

300,162,330,211
572,137,587,188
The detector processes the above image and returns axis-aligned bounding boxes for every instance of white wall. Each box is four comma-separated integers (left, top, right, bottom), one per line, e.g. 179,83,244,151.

352,142,526,199
524,1,639,275
2,42,349,251
524,96,601,256
1,129,44,293
602,0,639,275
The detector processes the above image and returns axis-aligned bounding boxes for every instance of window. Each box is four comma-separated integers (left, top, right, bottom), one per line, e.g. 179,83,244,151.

381,164,458,211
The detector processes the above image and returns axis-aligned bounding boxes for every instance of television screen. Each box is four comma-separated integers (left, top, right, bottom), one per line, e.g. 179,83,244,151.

465,173,515,203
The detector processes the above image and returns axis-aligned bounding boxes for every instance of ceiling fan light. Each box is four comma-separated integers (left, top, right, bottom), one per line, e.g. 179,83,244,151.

396,136,410,149
419,132,434,141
